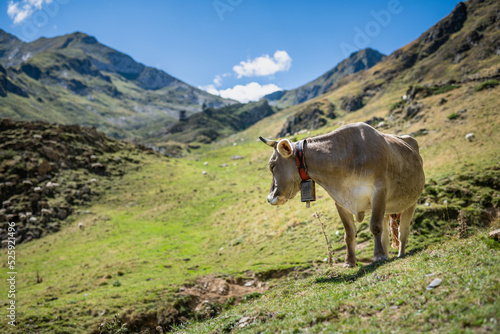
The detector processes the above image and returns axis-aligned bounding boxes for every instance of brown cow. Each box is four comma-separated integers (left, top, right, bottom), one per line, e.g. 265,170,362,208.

260,122,425,267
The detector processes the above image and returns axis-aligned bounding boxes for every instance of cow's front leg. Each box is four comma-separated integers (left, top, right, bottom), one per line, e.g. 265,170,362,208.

335,202,357,268
370,186,387,263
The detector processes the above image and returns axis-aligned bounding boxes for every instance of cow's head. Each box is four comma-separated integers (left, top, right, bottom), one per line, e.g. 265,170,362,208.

259,136,301,205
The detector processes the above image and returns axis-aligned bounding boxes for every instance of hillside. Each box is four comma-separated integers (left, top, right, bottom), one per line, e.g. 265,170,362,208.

264,0,499,139
0,0,499,333
0,30,235,140
264,48,385,107
0,119,152,245
156,99,276,156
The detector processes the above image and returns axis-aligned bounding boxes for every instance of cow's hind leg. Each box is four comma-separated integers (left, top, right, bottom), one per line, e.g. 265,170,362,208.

335,202,357,268
370,186,387,263
398,202,417,257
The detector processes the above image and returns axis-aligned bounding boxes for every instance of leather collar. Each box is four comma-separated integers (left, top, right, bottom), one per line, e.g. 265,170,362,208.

294,140,310,181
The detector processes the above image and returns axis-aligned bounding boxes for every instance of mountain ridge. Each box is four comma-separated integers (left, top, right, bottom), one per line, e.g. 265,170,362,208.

0,29,236,141
265,48,385,107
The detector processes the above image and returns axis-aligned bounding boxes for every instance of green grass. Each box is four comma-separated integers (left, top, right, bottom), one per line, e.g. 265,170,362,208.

178,230,500,333
1,132,498,333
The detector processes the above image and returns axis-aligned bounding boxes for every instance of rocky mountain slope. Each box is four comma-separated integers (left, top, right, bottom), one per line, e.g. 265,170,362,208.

265,48,385,107
158,99,276,155
0,119,152,245
0,29,235,141
272,0,499,137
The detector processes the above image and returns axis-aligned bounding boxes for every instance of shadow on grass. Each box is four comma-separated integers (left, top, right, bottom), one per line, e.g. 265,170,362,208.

315,247,424,285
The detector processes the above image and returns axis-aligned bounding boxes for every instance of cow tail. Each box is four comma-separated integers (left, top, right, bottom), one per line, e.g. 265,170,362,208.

389,214,401,249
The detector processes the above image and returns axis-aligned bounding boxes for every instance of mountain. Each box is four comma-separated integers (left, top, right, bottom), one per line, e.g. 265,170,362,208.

265,48,385,107
272,0,499,136
158,99,275,156
0,30,235,140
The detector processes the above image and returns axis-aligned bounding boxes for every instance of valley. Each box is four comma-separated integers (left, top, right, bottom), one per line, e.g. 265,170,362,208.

0,0,499,333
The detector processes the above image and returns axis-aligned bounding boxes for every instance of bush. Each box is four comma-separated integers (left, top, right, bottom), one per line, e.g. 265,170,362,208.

447,113,460,120
390,100,404,111
475,80,499,91
432,84,460,95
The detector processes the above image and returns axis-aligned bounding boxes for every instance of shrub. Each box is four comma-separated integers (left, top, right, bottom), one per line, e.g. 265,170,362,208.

390,100,404,111
432,84,460,95
447,113,460,120
475,80,499,91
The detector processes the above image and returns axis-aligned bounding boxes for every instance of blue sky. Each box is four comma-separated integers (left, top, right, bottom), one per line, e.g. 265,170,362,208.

1,0,462,102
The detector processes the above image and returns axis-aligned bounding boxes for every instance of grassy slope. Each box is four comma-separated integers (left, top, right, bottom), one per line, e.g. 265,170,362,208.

180,231,500,333
0,77,498,333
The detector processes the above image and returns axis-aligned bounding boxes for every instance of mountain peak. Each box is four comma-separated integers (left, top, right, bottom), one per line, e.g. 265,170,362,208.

271,48,385,106
65,31,99,44
0,28,21,44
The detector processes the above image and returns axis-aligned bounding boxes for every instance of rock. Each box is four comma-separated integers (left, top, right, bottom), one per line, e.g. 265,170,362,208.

465,133,475,142
340,95,364,112
41,209,53,216
237,316,254,328
364,116,385,126
439,98,447,105
46,182,59,189
38,160,52,175
23,180,33,186
58,209,68,220
90,163,107,175
426,278,442,290
40,146,60,161
231,155,244,160
405,103,424,118
278,100,336,137
489,229,500,241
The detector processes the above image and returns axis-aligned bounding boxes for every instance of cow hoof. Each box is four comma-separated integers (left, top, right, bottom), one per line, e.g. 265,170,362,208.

343,262,356,268
373,255,387,262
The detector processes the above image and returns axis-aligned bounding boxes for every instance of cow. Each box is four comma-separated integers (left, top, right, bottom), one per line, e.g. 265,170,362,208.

260,122,425,267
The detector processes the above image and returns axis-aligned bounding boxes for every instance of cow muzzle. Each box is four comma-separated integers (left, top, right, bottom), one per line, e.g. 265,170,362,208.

267,193,287,206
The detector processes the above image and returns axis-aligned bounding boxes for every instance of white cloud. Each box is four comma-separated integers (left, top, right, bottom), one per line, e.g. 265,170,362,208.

199,82,282,103
233,50,292,78
198,84,220,96
7,0,53,24
213,75,223,87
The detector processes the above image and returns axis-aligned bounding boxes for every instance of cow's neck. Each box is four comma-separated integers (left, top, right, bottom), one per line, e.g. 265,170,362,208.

300,134,343,186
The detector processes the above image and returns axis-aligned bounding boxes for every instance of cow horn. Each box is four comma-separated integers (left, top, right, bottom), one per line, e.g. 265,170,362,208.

259,136,277,148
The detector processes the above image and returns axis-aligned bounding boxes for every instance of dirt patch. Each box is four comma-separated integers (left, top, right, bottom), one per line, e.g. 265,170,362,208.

95,268,312,333
177,274,267,317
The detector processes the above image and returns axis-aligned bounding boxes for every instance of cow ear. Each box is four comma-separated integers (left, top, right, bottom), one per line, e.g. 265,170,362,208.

277,139,293,158
259,136,277,148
